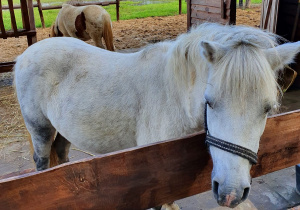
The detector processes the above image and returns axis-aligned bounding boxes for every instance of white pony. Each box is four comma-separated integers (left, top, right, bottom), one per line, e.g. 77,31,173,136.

14,23,300,208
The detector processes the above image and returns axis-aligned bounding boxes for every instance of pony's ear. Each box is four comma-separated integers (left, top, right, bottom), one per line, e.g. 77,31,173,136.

200,41,227,63
264,41,300,71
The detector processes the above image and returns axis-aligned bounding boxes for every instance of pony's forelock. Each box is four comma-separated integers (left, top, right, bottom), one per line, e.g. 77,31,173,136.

211,43,280,111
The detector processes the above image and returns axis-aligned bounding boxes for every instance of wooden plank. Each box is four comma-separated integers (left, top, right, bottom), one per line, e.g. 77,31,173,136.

0,169,35,180
191,5,221,14
221,0,226,19
116,0,120,21
0,0,7,39
40,1,118,10
2,1,117,10
191,10,230,22
251,110,300,176
7,0,18,37
0,29,35,38
26,0,36,45
191,0,220,7
36,0,45,28
20,0,30,30
2,3,38,9
187,0,191,29
0,110,299,209
179,0,182,14
0,62,15,73
229,0,236,25
191,16,229,25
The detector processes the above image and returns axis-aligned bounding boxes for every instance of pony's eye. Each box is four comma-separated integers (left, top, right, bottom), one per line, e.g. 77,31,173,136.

264,104,272,114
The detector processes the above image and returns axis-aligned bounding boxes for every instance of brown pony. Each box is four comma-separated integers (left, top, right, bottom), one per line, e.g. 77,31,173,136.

50,4,115,51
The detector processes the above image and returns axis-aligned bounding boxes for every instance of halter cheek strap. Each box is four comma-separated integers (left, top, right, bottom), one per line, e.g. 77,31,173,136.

204,102,258,165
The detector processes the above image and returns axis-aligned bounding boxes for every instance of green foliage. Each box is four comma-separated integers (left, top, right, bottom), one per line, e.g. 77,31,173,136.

2,0,187,29
236,0,262,4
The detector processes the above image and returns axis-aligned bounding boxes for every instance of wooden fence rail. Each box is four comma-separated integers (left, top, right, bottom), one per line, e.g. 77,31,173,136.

0,110,299,209
2,0,121,24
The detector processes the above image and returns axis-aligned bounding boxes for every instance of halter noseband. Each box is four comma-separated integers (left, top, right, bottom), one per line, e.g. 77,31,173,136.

204,102,258,165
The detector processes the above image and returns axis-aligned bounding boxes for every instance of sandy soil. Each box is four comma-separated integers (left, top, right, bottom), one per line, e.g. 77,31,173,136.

0,6,262,176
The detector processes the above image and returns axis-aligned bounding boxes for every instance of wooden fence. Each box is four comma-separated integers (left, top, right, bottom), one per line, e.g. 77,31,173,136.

0,0,37,73
187,0,236,29
3,0,184,28
0,109,299,209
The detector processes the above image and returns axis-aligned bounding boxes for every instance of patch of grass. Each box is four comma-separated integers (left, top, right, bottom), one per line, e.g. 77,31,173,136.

2,0,187,29
236,0,262,5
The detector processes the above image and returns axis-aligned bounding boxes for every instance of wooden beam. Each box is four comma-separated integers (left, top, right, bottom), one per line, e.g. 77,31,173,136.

0,61,15,73
0,29,36,38
187,0,191,29
0,110,299,209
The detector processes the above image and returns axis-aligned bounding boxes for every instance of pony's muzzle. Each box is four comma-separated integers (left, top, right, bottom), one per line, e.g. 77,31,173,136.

212,180,250,208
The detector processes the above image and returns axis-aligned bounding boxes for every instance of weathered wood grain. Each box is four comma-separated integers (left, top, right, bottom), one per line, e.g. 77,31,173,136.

191,5,221,14
191,0,220,7
0,110,299,209
188,0,234,28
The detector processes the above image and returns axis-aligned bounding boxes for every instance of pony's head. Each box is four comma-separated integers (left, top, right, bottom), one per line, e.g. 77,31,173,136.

195,24,300,208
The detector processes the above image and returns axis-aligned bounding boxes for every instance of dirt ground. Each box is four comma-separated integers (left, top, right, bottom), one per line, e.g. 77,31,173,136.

0,6,262,176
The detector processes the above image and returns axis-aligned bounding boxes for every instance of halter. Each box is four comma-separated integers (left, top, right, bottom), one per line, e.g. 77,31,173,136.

204,102,258,165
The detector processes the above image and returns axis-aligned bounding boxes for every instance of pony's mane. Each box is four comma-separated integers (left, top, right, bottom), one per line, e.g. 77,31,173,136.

167,23,282,111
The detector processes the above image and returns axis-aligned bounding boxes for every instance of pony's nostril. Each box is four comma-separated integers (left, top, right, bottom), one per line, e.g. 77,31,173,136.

242,187,250,201
213,181,219,197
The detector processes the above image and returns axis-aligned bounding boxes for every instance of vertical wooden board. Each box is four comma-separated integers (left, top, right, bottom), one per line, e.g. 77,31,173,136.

0,0,7,38
7,0,18,37
20,0,30,30
187,0,191,29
